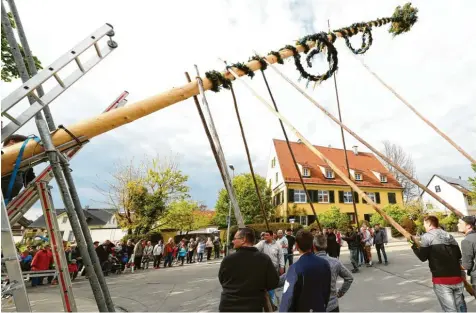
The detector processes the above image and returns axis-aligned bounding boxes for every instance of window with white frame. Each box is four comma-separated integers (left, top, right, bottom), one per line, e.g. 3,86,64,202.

271,157,276,168
367,192,376,203
67,231,74,242
343,191,353,203
435,185,441,192
303,168,310,177
355,172,363,181
299,215,308,226
325,169,334,179
294,190,307,203
62,216,68,224
380,174,388,183
275,172,278,183
269,179,272,187
318,190,329,203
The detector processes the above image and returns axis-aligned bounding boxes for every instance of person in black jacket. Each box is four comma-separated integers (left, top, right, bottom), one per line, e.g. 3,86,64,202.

342,226,360,273
218,227,279,312
326,227,339,258
1,134,36,202
285,228,296,267
411,215,467,312
459,215,476,298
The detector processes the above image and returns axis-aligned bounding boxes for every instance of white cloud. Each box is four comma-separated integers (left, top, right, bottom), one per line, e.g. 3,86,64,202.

2,0,475,215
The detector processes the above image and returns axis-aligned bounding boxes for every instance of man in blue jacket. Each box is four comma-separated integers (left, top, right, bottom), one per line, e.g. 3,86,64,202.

280,229,331,312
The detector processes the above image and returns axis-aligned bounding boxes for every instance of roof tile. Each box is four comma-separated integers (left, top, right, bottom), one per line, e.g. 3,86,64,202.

273,139,402,189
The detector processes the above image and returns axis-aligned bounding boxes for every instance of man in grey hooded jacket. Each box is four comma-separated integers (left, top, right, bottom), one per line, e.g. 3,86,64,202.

459,216,476,297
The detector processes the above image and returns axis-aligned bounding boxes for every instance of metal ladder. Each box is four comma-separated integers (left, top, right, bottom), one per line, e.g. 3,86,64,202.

6,91,129,226
1,196,31,312
1,1,119,311
1,23,118,142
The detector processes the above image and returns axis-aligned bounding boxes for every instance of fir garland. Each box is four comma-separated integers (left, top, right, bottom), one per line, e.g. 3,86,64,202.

248,55,267,71
205,70,231,93
229,62,255,79
201,3,417,93
268,51,284,64
285,32,338,82
344,25,373,55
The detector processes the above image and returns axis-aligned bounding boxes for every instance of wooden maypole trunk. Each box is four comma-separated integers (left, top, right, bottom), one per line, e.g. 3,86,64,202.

1,4,417,176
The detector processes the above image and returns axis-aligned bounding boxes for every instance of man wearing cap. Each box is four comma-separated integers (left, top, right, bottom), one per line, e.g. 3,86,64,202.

459,215,476,296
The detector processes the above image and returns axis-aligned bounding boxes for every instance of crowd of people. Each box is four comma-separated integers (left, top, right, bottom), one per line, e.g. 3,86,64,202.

12,235,224,287
218,215,476,312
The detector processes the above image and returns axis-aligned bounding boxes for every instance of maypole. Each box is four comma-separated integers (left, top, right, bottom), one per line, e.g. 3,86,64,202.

1,3,418,175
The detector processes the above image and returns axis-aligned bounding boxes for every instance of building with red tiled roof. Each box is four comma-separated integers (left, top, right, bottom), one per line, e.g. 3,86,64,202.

266,139,404,225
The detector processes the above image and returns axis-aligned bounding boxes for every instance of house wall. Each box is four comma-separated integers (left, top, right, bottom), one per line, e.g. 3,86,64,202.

422,176,470,216
277,184,404,224
266,146,284,192
90,228,128,242
55,212,125,242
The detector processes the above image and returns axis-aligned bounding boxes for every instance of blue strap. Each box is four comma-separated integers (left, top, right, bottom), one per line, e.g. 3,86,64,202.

5,136,41,205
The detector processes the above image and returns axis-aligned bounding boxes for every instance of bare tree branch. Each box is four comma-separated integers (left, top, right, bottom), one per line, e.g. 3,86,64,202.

381,140,420,203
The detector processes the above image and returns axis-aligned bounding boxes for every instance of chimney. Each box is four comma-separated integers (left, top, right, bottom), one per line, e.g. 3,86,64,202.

352,145,358,155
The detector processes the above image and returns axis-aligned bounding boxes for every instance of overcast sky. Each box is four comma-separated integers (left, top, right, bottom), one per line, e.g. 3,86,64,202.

2,0,475,221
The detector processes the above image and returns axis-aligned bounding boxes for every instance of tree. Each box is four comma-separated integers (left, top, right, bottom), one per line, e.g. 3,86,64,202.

469,164,476,201
157,200,213,234
96,156,190,235
381,140,419,202
317,206,351,230
1,12,43,82
214,173,274,228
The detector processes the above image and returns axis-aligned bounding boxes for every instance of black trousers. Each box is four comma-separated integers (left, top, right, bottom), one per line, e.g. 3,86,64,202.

214,246,220,258
187,251,194,263
375,243,388,263
153,254,162,267
134,256,142,269
206,247,212,260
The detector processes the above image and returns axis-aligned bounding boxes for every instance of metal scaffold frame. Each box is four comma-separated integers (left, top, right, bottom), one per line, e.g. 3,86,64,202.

1,0,122,311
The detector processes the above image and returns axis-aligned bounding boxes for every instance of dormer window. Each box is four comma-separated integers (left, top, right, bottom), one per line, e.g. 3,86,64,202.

354,172,363,181
380,174,388,183
325,169,334,179
302,168,310,177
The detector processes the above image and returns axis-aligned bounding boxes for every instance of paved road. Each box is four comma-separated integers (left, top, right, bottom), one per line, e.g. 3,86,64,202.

2,246,475,312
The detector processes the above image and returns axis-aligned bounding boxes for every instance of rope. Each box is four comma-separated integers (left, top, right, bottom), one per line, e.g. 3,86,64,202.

227,78,270,230
258,65,322,232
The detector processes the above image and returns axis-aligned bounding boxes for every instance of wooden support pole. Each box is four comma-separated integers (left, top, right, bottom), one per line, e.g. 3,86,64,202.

264,59,467,219
357,58,476,165
225,66,410,238
1,12,400,176
226,65,474,296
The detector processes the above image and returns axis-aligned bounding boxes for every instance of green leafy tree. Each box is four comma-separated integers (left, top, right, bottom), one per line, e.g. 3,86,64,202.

370,204,408,227
214,173,274,227
317,206,351,230
97,156,189,235
469,164,476,201
156,200,212,234
1,12,43,82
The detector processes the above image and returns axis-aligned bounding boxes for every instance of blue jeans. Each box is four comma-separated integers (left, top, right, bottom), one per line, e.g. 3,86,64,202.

284,254,294,267
164,254,173,267
433,283,467,312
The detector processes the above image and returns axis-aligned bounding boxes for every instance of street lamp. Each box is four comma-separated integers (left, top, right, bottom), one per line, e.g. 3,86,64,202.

226,164,235,256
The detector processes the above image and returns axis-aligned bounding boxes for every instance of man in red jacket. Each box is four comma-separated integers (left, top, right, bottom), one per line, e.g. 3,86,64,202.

31,245,52,286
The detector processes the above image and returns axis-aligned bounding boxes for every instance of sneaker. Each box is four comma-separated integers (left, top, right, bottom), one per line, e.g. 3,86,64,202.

384,261,388,265
378,261,382,264
351,268,359,273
